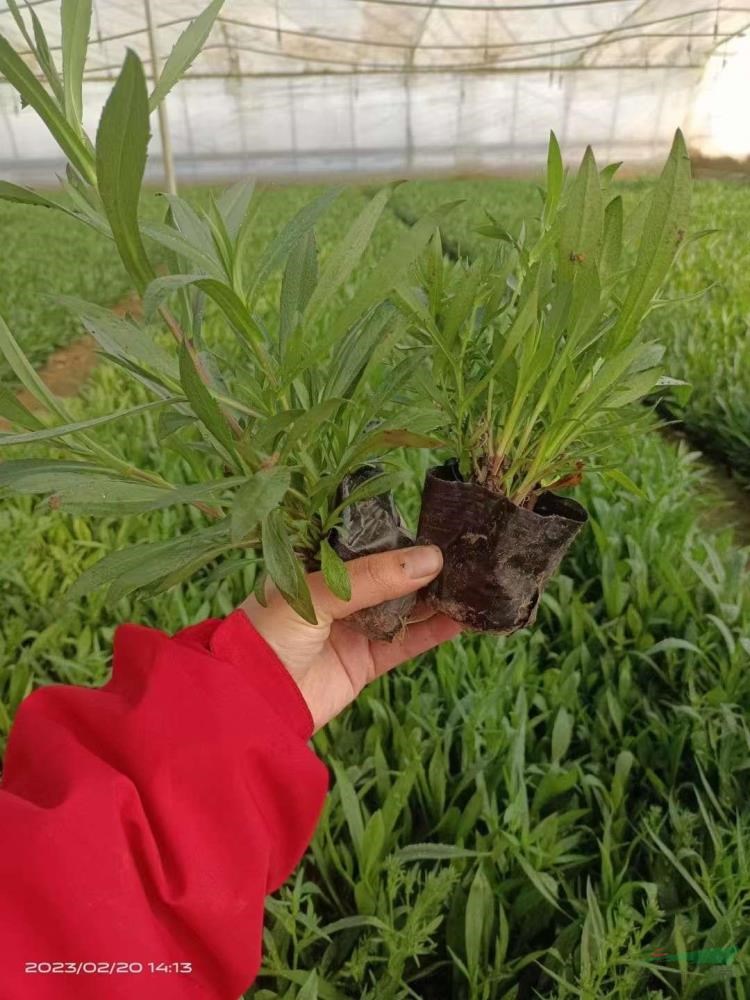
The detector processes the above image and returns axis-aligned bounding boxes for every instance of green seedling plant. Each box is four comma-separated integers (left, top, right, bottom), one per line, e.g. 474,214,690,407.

397,131,694,509
0,1,449,621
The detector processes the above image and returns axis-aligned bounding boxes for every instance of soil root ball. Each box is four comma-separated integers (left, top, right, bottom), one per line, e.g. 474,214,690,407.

417,462,588,634
329,464,416,642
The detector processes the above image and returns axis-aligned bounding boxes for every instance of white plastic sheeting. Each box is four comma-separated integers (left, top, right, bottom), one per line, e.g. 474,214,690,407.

0,0,748,184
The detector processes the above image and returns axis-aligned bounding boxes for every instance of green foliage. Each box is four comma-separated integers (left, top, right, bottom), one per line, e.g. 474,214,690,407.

148,0,224,112
0,7,441,613
390,173,749,486
400,131,691,504
60,0,90,129
95,51,154,293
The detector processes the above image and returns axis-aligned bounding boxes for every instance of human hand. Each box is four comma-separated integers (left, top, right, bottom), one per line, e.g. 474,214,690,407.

239,546,462,732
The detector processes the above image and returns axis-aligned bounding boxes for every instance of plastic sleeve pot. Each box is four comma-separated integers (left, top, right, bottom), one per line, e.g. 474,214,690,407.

417,461,588,634
329,464,416,642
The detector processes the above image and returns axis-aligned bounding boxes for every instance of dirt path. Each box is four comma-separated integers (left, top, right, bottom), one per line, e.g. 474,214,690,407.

658,422,750,548
0,289,141,430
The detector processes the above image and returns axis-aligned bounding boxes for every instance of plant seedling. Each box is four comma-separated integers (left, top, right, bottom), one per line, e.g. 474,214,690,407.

0,1,447,638
395,131,692,632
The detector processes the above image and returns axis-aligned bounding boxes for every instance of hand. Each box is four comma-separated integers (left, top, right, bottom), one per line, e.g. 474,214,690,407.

239,546,462,732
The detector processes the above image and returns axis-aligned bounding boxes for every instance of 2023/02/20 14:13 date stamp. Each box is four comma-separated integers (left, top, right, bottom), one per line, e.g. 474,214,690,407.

24,961,193,976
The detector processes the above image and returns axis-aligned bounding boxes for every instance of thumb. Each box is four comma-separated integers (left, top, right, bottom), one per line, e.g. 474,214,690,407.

307,545,443,621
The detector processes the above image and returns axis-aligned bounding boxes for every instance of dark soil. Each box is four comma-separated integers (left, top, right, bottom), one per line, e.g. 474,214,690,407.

0,289,141,431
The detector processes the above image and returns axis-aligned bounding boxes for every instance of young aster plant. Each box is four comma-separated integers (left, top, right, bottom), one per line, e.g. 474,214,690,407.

0,1,447,626
399,129,693,507
392,131,693,634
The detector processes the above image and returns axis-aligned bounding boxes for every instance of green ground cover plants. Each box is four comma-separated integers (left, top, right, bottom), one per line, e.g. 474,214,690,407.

1,364,747,997
0,198,130,375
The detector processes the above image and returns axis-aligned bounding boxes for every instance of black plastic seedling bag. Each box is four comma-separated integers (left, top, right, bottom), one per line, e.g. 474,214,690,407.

329,464,416,641
417,461,588,634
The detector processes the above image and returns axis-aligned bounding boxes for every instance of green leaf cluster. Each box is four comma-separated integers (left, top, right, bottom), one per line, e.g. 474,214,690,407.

0,3,445,614
401,131,692,505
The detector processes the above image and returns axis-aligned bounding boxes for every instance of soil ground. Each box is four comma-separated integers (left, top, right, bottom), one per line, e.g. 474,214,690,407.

657,422,750,549
0,290,141,430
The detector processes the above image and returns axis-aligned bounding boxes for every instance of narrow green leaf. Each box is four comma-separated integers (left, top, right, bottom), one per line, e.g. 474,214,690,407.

0,396,181,445
646,637,704,656
600,195,623,285
280,230,318,359
0,463,233,516
614,129,691,344
29,5,65,103
324,305,405,401
516,855,562,912
320,539,352,601
319,915,388,935
545,129,563,218
230,467,291,542
330,760,365,853
261,508,317,624
394,843,488,862
149,0,225,111
551,707,574,765
178,340,237,458
282,399,344,455
61,0,91,127
442,259,483,345
0,34,93,181
558,145,603,282
0,314,68,420
253,568,269,607
157,410,196,439
66,539,178,601
605,367,661,409
297,970,319,1000
0,385,44,431
146,275,274,379
0,465,170,512
5,1,36,55
465,868,493,977
205,194,234,276
253,409,303,450
0,181,64,211
343,427,443,471
248,188,341,302
60,297,178,386
103,526,229,606
600,161,622,184
216,179,256,241
330,201,461,348
143,273,206,320
0,459,109,492
141,221,224,277
162,193,218,261
96,50,154,292
304,187,390,324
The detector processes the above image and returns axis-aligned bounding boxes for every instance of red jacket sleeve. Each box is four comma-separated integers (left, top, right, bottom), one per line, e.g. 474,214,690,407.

0,609,329,999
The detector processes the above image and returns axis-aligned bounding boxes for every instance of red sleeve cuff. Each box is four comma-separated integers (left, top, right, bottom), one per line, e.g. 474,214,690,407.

173,610,315,742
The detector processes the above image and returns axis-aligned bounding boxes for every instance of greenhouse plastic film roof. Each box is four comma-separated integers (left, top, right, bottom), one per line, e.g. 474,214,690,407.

1,0,749,183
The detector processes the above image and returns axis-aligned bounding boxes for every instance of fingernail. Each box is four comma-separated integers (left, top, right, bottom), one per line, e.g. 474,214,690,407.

403,545,443,579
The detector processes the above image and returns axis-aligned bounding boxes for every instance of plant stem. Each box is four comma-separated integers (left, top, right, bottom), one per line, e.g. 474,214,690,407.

158,304,245,439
